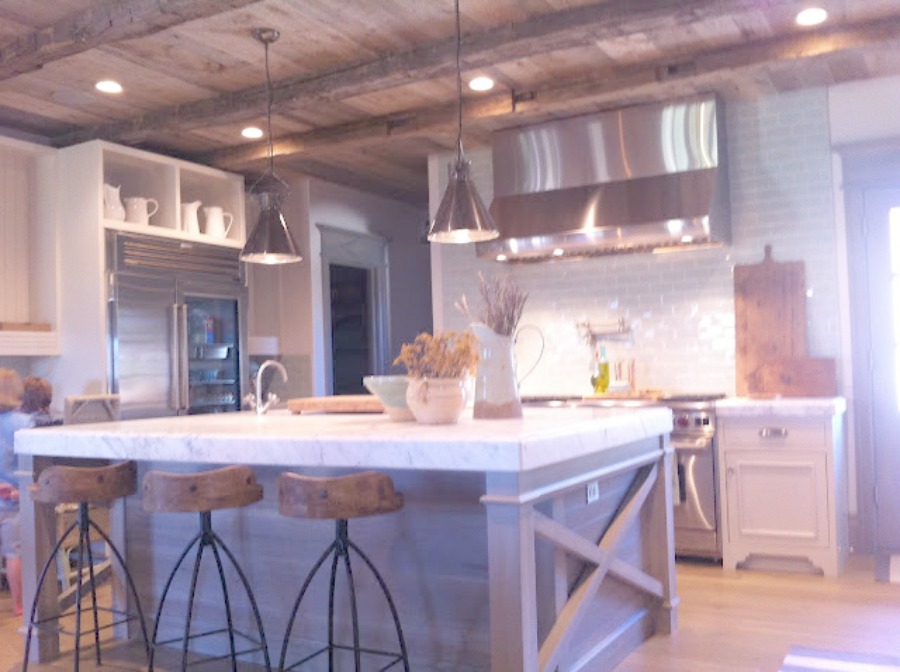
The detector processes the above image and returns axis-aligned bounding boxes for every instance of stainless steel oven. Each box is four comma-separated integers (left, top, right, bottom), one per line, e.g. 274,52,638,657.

541,393,724,560
667,398,722,559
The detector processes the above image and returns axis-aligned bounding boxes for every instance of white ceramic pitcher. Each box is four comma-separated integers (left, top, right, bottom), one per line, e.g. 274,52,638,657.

124,196,159,226
103,183,126,221
203,206,234,239
470,323,521,419
181,201,202,235
469,322,544,419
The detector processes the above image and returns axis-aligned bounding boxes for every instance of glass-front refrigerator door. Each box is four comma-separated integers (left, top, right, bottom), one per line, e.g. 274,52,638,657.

180,281,246,415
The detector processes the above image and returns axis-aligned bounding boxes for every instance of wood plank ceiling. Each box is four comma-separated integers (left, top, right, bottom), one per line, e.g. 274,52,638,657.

0,0,898,206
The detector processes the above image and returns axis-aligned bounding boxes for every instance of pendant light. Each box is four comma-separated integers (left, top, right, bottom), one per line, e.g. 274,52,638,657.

427,0,499,243
241,28,303,265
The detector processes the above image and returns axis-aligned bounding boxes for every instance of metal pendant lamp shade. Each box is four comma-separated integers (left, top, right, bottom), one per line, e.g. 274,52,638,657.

242,190,302,264
241,28,302,265
429,158,496,243
427,0,498,244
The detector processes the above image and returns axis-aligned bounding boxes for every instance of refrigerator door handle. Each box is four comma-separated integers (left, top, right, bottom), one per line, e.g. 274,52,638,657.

178,304,190,413
170,304,181,411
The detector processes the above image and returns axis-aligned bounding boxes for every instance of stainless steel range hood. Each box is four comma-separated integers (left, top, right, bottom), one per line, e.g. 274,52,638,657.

476,95,729,262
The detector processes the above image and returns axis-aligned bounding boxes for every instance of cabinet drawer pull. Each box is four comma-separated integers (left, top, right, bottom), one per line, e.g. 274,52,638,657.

759,427,789,439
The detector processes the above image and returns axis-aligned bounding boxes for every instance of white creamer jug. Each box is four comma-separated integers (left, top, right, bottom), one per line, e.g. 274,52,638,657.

124,197,159,226
181,201,202,234
203,206,234,238
104,184,125,221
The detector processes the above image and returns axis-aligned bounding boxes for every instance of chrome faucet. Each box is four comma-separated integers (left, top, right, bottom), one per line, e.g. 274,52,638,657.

247,359,288,415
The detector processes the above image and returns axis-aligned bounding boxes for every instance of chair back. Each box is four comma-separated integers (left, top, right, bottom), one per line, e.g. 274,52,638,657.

64,394,121,424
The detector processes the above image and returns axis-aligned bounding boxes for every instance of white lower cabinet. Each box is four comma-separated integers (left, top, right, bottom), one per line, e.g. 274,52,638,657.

717,399,848,577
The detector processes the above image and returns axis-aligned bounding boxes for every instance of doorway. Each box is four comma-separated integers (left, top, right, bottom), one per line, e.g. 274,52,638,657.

318,224,389,396
329,264,372,394
859,188,900,566
843,148,900,575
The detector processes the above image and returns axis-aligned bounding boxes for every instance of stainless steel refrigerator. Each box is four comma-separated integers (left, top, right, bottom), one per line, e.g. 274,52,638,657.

106,231,249,420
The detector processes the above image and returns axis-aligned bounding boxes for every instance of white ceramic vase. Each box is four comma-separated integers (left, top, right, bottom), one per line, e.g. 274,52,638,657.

405,377,468,425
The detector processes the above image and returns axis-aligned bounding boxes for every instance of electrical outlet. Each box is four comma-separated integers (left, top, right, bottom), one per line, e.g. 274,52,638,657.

586,481,600,504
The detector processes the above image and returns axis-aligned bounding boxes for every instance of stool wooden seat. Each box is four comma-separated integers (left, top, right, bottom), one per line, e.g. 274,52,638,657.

277,470,404,520
277,471,409,672
31,460,138,504
23,461,149,672
142,465,270,672
142,465,263,513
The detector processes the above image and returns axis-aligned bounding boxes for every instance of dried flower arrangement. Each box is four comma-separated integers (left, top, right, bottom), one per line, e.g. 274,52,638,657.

455,272,528,337
393,331,479,379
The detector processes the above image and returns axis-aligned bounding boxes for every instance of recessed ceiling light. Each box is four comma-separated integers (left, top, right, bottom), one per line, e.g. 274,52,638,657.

95,80,123,94
242,126,264,139
795,7,828,26
468,76,495,92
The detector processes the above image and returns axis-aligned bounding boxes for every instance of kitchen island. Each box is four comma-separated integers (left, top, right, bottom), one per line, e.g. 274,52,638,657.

15,405,677,672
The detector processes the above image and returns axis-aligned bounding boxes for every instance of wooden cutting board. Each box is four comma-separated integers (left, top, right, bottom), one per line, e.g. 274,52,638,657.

747,357,837,398
734,245,807,396
0,321,50,331
288,395,384,414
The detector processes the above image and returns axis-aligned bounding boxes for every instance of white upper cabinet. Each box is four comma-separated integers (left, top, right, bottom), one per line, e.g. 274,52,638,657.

0,136,59,356
0,137,247,359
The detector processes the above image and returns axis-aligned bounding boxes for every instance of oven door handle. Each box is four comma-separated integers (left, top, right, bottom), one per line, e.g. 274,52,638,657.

672,436,713,451
671,436,714,507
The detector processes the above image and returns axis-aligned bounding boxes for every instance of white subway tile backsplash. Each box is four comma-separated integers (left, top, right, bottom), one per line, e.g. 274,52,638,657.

433,87,841,398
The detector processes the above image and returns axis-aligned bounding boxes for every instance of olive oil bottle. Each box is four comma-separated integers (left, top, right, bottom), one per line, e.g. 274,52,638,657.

591,345,610,394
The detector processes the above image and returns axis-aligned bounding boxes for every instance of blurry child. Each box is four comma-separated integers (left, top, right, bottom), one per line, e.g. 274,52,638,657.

21,375,54,427
0,368,31,616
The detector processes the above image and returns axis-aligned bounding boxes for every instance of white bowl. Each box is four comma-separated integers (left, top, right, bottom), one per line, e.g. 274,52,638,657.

363,375,413,421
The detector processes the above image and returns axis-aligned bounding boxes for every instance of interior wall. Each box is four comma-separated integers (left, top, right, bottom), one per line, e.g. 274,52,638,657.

430,88,842,400
247,176,313,401
309,179,431,394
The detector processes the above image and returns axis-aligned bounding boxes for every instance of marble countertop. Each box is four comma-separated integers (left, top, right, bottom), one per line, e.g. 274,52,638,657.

716,397,846,417
15,406,673,474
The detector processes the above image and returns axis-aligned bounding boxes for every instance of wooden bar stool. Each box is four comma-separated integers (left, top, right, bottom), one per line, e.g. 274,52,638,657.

142,465,271,671
23,460,149,672
277,471,410,671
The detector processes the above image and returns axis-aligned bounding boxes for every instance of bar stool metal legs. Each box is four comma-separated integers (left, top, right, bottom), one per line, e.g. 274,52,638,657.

143,465,271,672
277,471,410,672
22,461,150,672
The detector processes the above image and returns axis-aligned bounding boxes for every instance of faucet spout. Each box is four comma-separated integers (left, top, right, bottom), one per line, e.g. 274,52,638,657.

254,359,288,415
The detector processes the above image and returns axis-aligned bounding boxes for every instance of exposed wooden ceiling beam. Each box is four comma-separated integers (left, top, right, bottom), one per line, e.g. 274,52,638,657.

206,93,512,169
52,0,789,147
0,0,264,80
203,16,900,171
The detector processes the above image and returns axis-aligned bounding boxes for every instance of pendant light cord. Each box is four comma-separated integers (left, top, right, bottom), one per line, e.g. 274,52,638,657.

265,38,275,176
454,0,464,163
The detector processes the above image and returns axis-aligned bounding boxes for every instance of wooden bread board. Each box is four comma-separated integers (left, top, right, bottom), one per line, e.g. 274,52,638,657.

288,395,384,414
0,321,50,331
734,245,807,396
747,357,837,398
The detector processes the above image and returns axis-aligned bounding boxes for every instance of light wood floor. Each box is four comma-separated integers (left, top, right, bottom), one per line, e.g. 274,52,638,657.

618,554,900,671
2,555,900,671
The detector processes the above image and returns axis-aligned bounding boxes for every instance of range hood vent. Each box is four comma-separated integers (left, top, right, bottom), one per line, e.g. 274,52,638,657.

476,95,729,262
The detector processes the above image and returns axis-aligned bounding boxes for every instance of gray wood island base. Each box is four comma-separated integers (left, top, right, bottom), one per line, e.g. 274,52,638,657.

15,406,677,672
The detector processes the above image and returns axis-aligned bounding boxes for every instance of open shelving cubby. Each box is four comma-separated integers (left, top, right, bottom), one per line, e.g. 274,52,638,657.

100,141,246,248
